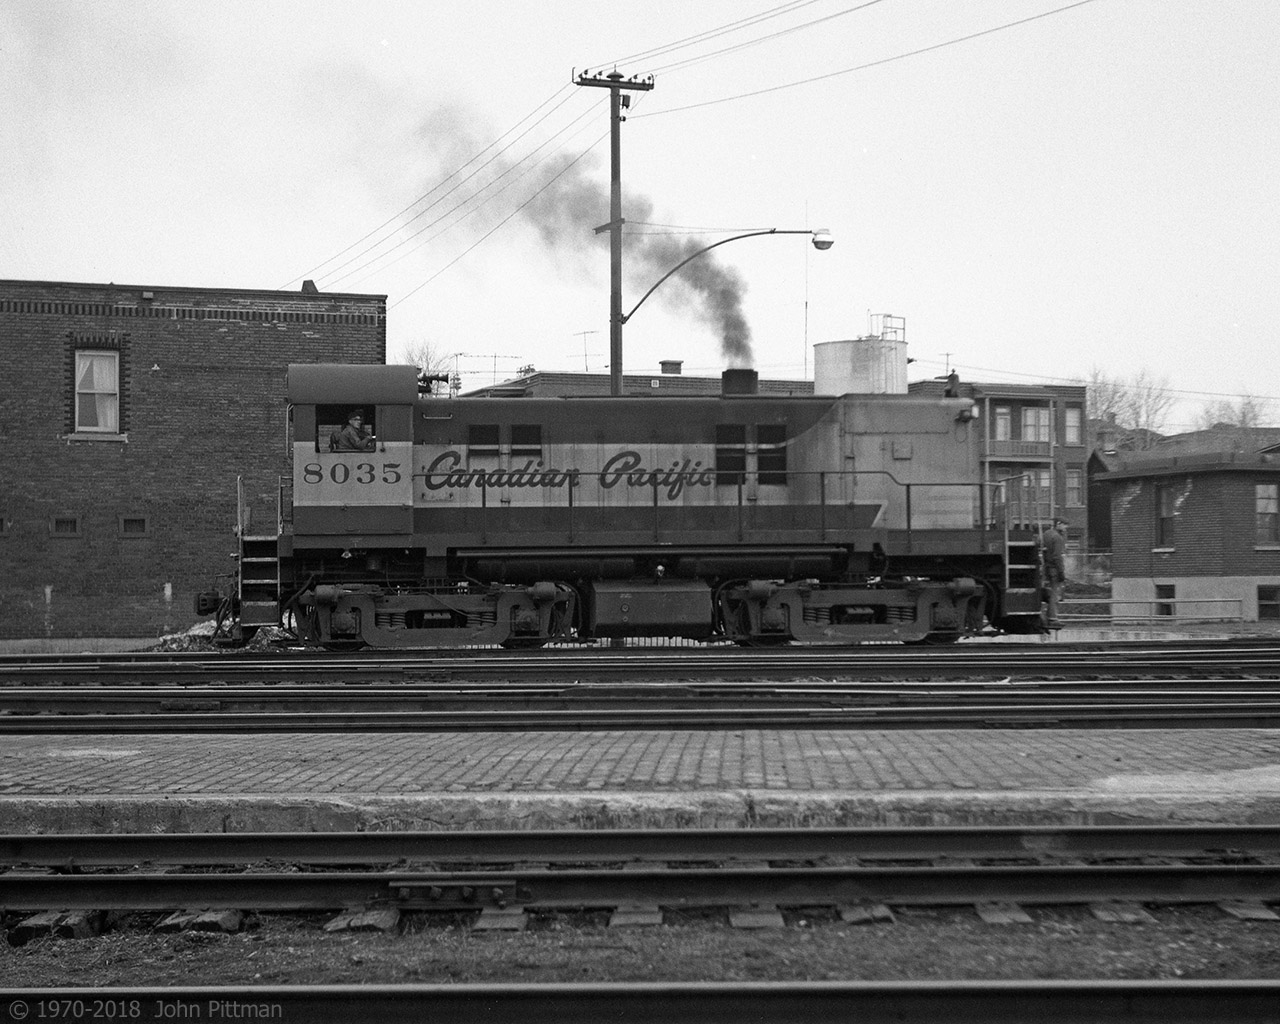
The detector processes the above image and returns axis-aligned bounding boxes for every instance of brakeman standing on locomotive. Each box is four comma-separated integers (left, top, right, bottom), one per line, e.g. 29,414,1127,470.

197,361,1046,648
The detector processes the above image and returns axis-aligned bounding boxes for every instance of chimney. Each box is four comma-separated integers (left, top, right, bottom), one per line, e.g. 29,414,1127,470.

721,368,758,395
660,360,683,375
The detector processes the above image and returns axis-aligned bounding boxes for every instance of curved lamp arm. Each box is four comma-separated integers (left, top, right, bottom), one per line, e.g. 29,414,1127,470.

620,228,833,325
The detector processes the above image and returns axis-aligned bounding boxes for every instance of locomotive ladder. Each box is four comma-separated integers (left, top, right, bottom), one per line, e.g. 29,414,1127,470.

236,476,283,630
1002,525,1043,624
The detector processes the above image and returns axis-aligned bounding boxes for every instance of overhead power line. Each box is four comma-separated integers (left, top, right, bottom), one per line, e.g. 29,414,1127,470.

280,84,585,289
596,0,826,69
389,130,609,310
641,0,889,77
634,0,1101,118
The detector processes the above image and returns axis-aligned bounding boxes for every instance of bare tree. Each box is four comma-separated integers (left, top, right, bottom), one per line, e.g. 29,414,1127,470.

1086,366,1175,450
1195,394,1272,430
1121,368,1176,449
1086,367,1129,424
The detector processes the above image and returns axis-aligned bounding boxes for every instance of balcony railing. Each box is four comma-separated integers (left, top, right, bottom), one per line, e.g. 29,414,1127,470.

986,439,1053,459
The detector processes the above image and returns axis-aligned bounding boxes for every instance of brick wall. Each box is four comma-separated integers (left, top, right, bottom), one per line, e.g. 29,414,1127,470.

0,279,385,640
1110,470,1280,579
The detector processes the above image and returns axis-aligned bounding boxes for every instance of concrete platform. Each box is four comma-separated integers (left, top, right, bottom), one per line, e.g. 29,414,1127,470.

5,728,1280,834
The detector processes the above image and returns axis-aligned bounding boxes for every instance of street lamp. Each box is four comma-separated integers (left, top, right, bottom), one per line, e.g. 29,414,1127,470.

611,228,834,395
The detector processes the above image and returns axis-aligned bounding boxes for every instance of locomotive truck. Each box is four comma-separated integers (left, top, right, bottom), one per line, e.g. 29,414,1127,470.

198,363,1046,648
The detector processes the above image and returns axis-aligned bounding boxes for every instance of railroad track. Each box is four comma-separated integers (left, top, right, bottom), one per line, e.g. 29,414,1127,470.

4,981,1280,1024
10,828,1280,1021
3,638,1279,685
9,681,1280,730
7,825,1280,913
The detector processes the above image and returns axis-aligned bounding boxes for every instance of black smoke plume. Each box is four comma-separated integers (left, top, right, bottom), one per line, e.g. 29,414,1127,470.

520,154,754,367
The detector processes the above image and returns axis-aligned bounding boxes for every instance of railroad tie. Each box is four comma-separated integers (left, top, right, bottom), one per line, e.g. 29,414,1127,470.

838,904,896,925
608,904,664,928
1090,902,1157,924
975,901,1034,925
1218,900,1280,921
728,905,786,929
472,905,529,931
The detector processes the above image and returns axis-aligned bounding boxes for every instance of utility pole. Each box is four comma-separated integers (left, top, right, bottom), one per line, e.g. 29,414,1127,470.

575,68,653,396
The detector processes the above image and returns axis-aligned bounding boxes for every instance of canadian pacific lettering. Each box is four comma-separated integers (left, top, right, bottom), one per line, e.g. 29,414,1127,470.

420,449,716,499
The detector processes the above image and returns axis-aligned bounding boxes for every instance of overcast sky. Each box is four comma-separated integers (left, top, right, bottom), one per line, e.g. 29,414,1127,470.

4,1,1276,429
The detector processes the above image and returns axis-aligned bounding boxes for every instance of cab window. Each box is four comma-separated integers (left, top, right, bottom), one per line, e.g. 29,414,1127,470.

317,404,376,452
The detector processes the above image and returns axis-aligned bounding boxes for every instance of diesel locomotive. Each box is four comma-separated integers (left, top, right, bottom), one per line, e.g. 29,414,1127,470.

198,363,1047,648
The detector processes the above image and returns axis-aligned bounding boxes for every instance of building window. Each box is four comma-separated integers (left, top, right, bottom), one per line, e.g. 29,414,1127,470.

1156,482,1176,547
1065,468,1084,507
119,515,150,538
1260,586,1280,621
467,424,500,458
756,424,787,486
510,425,543,460
994,406,1011,442
1155,583,1176,617
715,424,747,485
1021,407,1051,443
1064,407,1083,445
1257,483,1280,544
50,516,81,538
75,350,120,432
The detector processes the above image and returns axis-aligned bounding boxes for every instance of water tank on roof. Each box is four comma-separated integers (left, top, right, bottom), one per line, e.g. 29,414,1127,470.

813,335,908,395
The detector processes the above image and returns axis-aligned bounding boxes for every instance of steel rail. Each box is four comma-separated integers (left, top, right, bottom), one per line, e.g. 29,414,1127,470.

11,679,1280,700
6,824,1280,868
4,981,1280,1024
5,862,1280,911
7,681,1280,716
11,698,1280,731
2,641,1279,684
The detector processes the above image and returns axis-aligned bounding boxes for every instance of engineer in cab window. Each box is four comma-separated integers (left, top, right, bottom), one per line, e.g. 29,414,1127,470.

331,408,375,451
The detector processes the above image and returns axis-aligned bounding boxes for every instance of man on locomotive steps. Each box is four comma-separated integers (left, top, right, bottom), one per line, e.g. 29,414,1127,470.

1042,517,1068,628
332,408,376,452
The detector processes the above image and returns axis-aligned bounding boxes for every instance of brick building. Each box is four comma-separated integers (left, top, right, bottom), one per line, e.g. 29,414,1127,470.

1101,440,1280,622
909,378,1090,562
0,279,385,644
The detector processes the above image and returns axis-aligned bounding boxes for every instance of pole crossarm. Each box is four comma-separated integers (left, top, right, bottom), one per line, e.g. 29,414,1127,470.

622,229,825,324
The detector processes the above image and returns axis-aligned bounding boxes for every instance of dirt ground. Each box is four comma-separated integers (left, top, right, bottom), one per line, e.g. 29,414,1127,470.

5,905,1280,986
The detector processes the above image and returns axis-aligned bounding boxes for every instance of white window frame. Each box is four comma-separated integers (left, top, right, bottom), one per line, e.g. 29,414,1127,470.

1021,407,1051,443
1064,407,1083,446
75,350,120,433
994,406,1011,442
1258,483,1280,545
1065,468,1084,507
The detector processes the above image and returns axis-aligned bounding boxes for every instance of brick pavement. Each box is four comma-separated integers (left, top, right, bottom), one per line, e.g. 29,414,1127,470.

4,729,1280,833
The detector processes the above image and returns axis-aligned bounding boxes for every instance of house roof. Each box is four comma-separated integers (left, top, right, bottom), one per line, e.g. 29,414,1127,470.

1098,448,1280,481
